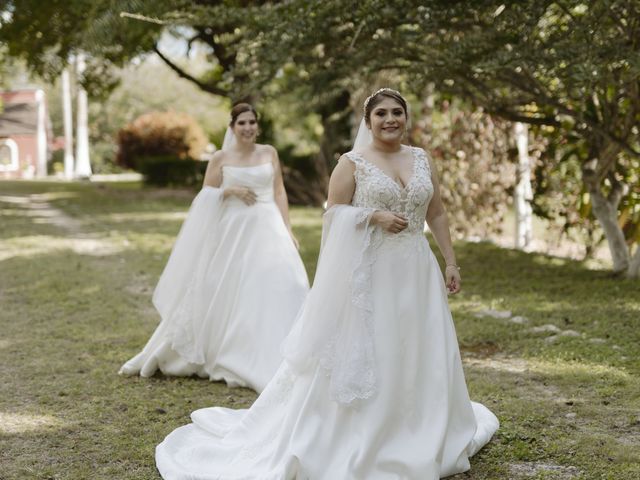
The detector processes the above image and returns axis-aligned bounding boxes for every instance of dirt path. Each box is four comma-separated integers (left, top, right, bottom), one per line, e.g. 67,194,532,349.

0,193,84,233
0,193,124,258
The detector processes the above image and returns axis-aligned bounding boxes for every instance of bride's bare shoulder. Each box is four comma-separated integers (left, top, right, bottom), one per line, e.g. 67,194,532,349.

255,143,277,154
337,152,358,166
333,153,357,177
209,150,226,167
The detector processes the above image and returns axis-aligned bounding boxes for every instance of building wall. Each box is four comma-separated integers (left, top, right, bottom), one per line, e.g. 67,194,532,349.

1,90,38,104
0,135,38,179
0,89,49,179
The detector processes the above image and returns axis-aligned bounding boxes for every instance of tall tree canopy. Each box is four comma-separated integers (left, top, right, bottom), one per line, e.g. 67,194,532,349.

238,0,640,276
2,0,638,275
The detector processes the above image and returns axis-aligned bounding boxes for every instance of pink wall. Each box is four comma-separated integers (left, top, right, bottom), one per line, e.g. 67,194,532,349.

0,135,38,179
1,90,38,103
1,89,46,179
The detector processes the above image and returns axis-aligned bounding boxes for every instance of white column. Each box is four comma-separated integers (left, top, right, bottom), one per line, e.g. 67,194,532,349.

514,122,533,250
61,67,75,179
35,89,47,177
74,53,92,178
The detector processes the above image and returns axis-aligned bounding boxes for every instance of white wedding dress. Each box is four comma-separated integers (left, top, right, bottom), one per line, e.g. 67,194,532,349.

119,162,309,392
155,147,499,479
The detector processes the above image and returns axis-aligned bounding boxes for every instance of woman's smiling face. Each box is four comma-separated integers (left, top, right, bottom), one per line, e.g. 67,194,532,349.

232,111,258,143
368,97,406,144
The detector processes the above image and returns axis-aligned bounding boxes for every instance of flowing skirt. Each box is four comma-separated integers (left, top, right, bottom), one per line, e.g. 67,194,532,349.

120,190,309,393
156,232,498,479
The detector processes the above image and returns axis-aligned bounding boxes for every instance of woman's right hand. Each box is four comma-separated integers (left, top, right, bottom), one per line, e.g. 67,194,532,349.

224,186,257,205
371,210,408,234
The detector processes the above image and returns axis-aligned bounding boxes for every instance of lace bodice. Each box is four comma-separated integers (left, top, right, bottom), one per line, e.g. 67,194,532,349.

282,148,435,406
345,146,433,234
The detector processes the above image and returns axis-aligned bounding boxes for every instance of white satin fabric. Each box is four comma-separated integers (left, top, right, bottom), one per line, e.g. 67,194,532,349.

155,148,499,479
119,163,309,392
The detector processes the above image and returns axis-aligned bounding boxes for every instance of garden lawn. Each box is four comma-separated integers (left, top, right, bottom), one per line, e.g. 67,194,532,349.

0,180,638,480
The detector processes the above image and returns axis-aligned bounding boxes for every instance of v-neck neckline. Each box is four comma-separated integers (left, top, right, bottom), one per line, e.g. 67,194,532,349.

353,146,417,192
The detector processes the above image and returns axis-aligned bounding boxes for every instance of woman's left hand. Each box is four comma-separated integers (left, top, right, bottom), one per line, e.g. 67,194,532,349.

445,265,461,294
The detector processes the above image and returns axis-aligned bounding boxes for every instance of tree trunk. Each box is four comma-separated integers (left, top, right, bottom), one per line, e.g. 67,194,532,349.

588,188,629,273
281,167,326,206
61,67,75,179
628,245,640,279
34,89,48,178
514,122,533,250
285,91,352,207
74,53,92,178
582,144,630,274
316,90,353,196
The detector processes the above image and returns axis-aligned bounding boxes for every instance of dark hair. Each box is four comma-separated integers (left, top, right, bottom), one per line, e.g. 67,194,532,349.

363,88,408,126
230,103,258,126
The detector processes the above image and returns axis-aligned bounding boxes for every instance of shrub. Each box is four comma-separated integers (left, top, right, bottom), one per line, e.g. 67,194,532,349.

47,149,64,175
116,111,208,171
413,99,516,239
137,155,208,187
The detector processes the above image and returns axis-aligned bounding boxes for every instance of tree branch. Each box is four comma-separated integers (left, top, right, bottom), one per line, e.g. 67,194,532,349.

499,70,640,158
487,107,561,126
607,171,627,208
153,44,229,97
454,75,561,126
192,25,241,72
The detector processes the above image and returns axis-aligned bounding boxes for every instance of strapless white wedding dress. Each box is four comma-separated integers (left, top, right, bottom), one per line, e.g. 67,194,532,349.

155,147,499,479
119,162,309,392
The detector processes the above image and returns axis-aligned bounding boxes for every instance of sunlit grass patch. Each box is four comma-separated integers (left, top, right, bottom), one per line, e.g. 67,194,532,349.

0,411,66,434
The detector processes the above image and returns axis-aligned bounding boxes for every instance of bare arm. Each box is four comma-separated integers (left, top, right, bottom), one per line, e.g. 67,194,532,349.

202,151,224,188
270,146,294,232
326,155,356,208
425,155,461,293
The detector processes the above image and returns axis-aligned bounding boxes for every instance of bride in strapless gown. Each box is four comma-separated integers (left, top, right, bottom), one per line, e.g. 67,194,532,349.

155,90,499,479
119,104,309,393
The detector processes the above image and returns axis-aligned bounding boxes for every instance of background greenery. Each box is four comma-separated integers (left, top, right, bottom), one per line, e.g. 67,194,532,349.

1,1,638,274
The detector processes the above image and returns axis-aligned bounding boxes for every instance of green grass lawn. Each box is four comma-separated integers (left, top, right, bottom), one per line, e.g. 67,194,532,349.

1,180,638,480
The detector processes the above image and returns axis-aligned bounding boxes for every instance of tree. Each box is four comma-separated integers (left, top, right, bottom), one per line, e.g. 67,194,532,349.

514,122,534,250
0,0,167,93
4,1,639,274
241,0,640,277
0,1,340,202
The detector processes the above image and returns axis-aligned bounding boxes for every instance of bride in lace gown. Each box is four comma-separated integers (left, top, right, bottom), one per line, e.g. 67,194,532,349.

119,103,309,393
155,89,498,479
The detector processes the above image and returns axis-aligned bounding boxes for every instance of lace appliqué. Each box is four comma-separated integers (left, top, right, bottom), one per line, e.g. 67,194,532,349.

346,146,433,235
319,208,380,405
318,147,435,405
355,206,375,226
283,148,434,407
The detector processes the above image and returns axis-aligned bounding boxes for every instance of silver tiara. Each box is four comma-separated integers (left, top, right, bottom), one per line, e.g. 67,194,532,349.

363,88,405,111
